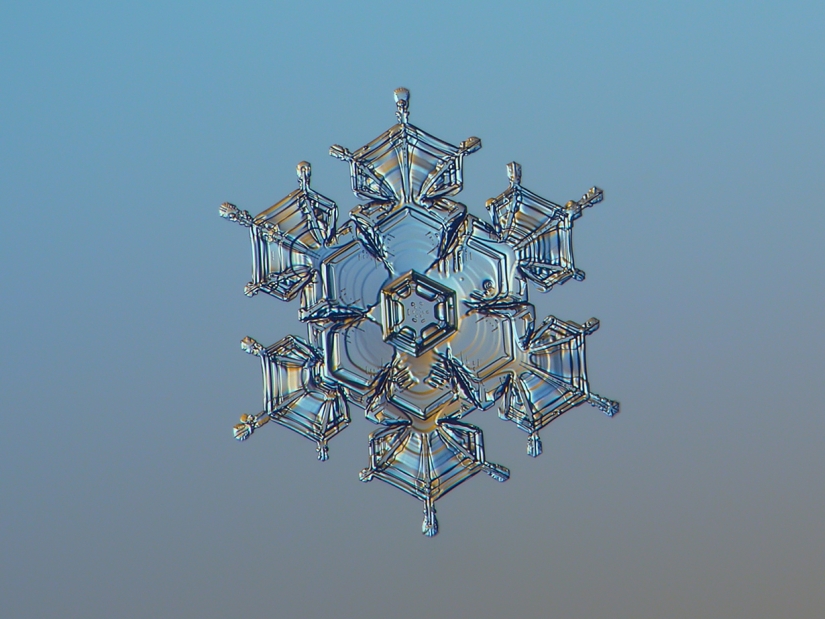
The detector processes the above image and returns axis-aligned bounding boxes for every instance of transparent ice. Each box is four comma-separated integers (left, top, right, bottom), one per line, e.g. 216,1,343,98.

221,89,618,536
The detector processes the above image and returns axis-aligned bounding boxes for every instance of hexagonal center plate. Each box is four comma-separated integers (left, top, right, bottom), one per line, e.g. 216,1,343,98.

381,271,457,356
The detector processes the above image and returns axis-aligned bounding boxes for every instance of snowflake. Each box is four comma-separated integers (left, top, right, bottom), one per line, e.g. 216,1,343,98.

220,89,619,536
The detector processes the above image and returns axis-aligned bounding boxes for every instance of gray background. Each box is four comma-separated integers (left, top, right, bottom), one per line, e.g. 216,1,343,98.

2,1,824,617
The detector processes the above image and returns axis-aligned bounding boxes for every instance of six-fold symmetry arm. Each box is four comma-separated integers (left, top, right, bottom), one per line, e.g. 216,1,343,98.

221,88,618,535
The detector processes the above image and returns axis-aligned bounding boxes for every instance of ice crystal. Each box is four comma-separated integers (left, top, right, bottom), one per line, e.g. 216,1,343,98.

221,89,618,535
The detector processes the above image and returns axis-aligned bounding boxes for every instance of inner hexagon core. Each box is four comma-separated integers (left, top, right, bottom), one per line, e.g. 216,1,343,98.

380,271,457,356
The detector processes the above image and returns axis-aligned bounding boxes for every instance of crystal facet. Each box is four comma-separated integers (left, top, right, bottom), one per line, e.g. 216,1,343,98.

221,90,618,535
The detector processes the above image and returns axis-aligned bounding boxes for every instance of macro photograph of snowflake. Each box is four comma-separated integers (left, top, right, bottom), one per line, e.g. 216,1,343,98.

221,88,618,535
4,2,825,619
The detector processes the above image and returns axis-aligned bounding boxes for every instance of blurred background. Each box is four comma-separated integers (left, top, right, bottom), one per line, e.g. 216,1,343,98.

2,1,823,617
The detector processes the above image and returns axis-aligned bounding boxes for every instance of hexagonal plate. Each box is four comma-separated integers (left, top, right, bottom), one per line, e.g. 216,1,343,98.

381,270,457,356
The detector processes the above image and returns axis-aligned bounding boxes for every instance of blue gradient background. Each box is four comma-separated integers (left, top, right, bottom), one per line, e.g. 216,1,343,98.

2,1,824,617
